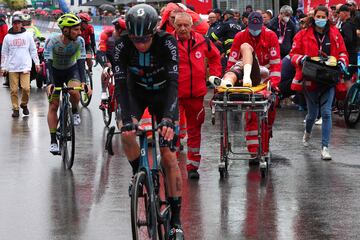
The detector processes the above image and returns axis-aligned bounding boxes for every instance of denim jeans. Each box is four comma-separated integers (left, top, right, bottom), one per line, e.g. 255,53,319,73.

304,87,335,148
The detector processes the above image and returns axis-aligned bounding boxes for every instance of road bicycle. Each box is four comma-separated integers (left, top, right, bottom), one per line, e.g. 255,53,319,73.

105,118,173,239
100,74,118,127
344,64,360,128
53,83,85,169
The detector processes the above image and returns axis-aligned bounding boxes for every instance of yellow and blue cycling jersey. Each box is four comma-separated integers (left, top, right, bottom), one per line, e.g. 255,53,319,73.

44,34,86,70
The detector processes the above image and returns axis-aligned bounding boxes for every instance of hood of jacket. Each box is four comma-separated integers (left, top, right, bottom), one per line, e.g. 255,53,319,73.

8,27,26,34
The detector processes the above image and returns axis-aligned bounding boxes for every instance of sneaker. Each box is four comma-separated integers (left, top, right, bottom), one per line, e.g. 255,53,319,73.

101,92,108,101
49,143,60,155
315,118,322,125
20,104,29,116
243,78,252,87
168,224,184,240
303,131,311,147
321,147,332,161
3,81,9,87
187,169,199,179
73,113,81,126
12,110,19,118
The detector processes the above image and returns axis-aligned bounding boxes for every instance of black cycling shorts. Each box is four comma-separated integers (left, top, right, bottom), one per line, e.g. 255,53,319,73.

227,52,261,86
85,44,93,55
121,89,179,123
52,65,81,95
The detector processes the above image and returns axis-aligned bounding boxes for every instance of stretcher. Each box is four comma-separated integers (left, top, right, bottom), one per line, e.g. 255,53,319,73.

209,82,276,178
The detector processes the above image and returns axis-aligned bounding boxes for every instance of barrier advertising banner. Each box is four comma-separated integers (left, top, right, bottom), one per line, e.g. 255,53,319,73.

303,0,359,13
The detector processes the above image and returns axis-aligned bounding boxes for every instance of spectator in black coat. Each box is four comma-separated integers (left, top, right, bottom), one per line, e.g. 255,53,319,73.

338,5,358,82
268,5,296,58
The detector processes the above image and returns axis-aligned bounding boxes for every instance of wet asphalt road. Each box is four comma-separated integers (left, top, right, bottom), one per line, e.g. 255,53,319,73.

1,66,360,240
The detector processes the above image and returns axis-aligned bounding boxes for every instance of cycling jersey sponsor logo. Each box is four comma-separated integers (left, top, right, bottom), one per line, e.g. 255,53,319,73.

114,65,120,73
231,51,237,58
165,39,177,61
114,43,124,60
195,51,202,59
137,8,145,17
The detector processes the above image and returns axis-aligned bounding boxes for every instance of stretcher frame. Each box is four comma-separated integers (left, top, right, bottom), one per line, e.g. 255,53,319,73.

210,83,276,178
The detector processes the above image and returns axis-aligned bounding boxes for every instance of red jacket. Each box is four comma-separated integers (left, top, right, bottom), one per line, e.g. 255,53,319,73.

98,26,114,52
175,31,222,98
289,25,348,91
80,24,94,45
160,3,209,35
227,27,281,88
0,23,8,45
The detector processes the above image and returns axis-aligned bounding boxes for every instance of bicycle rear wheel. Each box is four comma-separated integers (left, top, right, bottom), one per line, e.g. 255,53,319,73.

131,171,157,240
344,83,360,128
61,106,75,169
80,70,93,107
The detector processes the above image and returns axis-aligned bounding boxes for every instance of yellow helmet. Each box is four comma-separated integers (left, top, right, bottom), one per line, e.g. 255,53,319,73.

57,13,81,29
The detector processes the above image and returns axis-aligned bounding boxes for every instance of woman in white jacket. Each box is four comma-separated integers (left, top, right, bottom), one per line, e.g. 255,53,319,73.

0,15,40,117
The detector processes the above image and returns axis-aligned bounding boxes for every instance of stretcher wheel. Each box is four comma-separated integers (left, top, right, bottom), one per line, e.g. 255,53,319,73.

260,161,268,178
219,162,228,179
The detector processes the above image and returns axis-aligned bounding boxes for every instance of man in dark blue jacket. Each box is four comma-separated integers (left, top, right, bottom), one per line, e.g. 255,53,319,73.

268,5,296,59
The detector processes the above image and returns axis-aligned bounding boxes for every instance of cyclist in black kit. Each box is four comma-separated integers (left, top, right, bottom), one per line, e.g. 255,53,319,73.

113,4,184,240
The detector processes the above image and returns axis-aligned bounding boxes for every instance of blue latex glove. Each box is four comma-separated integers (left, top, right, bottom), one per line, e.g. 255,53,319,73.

338,61,349,75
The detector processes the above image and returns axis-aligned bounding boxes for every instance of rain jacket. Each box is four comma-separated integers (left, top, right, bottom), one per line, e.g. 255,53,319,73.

175,31,222,98
159,3,209,35
227,26,281,88
289,25,348,91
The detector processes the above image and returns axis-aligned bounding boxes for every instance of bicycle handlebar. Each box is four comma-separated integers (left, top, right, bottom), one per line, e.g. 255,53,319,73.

53,86,83,91
348,64,360,68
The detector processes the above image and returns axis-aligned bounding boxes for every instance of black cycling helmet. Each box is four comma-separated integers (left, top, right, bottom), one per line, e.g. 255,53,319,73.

125,4,158,37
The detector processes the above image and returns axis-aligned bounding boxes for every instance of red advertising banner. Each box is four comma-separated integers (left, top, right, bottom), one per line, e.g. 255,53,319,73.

182,0,212,14
304,0,360,13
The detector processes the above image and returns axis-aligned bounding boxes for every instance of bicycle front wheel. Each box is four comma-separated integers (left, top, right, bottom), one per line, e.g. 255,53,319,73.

131,171,157,240
80,70,93,107
61,106,75,169
156,169,170,240
344,83,360,128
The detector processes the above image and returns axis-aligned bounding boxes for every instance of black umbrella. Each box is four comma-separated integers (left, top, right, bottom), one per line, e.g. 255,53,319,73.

99,4,116,13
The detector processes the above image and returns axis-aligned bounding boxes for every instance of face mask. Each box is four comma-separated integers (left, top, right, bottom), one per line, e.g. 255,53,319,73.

315,19,327,28
249,29,261,37
283,16,290,23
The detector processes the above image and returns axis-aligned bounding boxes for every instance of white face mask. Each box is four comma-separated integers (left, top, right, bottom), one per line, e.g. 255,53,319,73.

283,16,290,23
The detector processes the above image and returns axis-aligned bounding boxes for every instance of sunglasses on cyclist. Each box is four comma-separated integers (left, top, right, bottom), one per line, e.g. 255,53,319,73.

129,35,152,44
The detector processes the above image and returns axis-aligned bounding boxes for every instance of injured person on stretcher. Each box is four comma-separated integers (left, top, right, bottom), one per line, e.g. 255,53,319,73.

209,43,278,169
209,42,270,88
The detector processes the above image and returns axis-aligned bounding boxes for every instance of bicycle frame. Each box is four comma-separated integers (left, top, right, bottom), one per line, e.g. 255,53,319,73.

137,115,170,236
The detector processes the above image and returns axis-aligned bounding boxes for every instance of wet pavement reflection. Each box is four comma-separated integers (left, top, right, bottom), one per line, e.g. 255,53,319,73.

1,67,360,240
